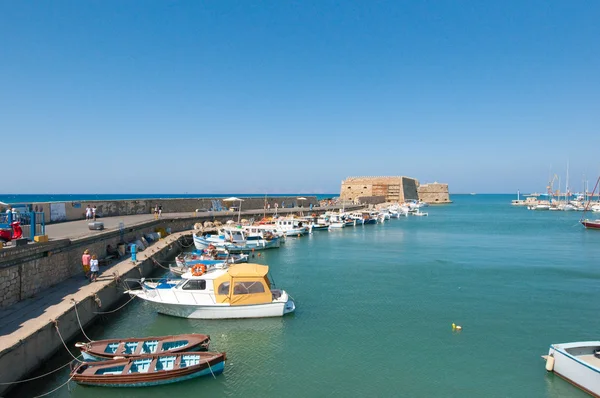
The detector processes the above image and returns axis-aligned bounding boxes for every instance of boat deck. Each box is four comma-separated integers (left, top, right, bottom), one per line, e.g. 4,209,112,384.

577,354,600,369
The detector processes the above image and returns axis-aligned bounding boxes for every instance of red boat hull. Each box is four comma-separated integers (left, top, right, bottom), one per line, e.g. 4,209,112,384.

581,220,600,230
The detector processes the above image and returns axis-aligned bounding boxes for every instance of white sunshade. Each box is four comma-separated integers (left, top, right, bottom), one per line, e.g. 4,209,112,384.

222,197,244,202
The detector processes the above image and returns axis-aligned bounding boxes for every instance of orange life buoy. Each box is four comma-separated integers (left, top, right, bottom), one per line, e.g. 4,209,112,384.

191,264,207,276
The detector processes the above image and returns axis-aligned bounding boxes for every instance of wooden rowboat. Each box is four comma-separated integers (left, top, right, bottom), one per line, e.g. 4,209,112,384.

70,351,226,387
75,333,210,361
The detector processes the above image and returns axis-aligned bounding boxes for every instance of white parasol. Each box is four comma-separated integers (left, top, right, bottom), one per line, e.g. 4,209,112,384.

222,197,245,222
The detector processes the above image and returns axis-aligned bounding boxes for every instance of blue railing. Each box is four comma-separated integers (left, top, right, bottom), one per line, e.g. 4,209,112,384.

0,212,45,241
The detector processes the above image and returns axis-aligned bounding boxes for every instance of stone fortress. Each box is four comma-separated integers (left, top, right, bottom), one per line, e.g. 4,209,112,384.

340,176,451,204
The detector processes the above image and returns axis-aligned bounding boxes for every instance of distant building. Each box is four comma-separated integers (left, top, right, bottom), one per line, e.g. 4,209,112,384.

340,176,419,203
417,182,451,204
340,176,451,204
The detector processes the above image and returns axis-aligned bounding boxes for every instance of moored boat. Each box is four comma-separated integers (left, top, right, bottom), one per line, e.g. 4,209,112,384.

75,334,211,361
125,263,296,319
581,219,600,230
543,341,600,396
70,351,226,387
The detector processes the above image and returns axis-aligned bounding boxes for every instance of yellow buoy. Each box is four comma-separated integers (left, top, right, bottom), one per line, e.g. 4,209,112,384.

452,323,456,330
545,355,555,372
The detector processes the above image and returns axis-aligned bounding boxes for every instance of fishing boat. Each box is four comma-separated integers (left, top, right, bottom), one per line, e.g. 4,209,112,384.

361,212,378,225
274,217,310,236
412,210,429,216
169,260,228,277
175,249,248,268
193,228,280,252
75,334,211,361
125,263,296,319
543,341,600,396
70,351,226,387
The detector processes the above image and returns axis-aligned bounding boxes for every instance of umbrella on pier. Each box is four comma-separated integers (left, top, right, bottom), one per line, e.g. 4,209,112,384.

223,197,244,222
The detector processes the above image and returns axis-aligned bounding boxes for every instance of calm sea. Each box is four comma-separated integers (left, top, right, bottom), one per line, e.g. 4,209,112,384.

13,194,598,397
0,194,338,204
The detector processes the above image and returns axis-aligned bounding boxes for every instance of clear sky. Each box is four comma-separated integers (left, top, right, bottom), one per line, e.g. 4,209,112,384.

1,1,598,194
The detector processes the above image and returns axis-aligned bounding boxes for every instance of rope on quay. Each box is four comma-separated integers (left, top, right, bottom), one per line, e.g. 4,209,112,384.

53,320,84,363
0,356,79,385
92,295,136,315
71,299,93,343
32,375,74,398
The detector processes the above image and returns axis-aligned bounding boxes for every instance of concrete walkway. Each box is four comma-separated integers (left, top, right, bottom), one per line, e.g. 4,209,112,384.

44,206,358,241
0,230,186,353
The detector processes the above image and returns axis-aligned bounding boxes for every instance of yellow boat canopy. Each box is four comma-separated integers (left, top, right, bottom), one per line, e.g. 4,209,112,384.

227,263,269,278
214,263,273,306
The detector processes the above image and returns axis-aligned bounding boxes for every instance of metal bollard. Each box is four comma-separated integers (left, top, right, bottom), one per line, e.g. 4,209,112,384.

131,244,137,262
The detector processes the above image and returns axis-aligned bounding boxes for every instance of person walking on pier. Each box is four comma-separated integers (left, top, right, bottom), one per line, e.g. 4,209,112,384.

92,205,97,221
89,254,99,282
158,204,162,218
82,249,91,279
154,204,159,219
85,205,92,221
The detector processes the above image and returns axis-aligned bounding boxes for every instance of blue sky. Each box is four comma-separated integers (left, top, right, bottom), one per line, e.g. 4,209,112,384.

1,1,598,194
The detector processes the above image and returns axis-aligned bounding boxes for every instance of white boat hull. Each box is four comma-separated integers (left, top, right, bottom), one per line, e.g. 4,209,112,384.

129,291,295,319
547,342,600,396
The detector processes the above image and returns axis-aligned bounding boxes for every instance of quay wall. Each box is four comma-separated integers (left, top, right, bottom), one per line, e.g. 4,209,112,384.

0,233,185,397
11,196,319,224
417,183,452,204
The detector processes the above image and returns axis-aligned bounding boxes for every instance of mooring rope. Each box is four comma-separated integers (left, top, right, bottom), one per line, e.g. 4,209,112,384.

207,359,216,379
0,355,79,385
32,375,74,398
151,257,175,271
53,321,84,363
177,238,195,248
92,295,136,315
71,299,93,343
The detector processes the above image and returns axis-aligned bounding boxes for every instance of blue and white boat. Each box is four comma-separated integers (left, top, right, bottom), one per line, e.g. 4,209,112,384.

544,341,600,396
70,351,226,387
193,228,280,252
75,334,211,361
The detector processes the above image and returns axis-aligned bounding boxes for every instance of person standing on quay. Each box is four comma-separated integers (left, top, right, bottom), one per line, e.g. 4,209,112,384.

154,204,159,219
85,205,92,221
82,249,91,279
89,254,99,282
92,205,97,221
158,204,162,218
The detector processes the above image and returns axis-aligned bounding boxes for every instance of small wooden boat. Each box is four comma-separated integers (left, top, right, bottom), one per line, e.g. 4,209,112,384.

70,351,226,387
75,334,210,361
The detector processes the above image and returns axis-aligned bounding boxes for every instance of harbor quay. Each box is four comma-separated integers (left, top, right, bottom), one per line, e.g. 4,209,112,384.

3,195,322,224
0,200,362,396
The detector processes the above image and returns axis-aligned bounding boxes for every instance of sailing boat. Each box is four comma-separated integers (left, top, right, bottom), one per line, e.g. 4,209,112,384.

580,175,600,229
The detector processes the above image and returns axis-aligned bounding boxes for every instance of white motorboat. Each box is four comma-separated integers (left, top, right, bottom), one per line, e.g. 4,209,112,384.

544,341,600,396
412,210,428,216
126,263,295,319
274,217,310,236
193,228,280,252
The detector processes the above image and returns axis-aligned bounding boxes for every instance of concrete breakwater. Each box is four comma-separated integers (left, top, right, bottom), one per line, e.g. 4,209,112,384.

8,195,320,224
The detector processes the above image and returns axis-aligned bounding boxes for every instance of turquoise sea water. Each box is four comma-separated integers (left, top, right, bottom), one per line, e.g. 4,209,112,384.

0,194,338,204
13,194,600,397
